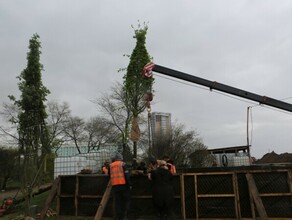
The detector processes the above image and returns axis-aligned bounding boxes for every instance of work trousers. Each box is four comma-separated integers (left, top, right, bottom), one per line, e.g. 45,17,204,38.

113,185,131,220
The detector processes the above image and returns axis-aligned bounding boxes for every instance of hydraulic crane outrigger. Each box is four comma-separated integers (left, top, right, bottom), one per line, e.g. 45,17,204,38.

143,63,292,113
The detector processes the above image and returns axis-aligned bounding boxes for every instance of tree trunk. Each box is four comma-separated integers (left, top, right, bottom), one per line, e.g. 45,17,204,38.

133,141,137,159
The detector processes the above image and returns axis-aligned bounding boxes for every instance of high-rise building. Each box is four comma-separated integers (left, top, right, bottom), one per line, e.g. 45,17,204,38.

151,112,171,138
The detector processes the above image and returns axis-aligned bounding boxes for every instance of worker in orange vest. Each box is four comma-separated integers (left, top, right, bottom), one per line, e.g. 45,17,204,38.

109,152,132,220
163,155,177,174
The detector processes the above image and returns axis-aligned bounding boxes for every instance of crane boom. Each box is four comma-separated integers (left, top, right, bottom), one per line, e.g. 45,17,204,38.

144,63,292,113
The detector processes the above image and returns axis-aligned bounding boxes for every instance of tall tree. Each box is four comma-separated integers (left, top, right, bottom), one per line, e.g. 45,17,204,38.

9,34,50,215
123,23,154,158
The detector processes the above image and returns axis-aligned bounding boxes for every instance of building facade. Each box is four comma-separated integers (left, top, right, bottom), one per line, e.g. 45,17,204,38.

151,112,172,138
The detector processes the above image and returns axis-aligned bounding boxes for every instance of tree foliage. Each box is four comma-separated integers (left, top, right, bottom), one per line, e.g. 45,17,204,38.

123,23,154,116
9,34,50,215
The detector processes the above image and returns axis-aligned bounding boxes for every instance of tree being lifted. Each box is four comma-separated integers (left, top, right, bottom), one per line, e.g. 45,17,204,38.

9,34,50,216
122,23,154,158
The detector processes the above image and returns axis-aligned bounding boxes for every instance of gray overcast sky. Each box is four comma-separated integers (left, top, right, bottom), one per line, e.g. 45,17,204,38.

1,0,292,158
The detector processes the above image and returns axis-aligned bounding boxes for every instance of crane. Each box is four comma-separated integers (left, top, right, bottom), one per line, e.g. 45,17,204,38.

143,62,292,113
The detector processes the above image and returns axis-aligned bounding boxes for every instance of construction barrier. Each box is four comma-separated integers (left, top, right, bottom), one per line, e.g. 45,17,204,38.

54,165,292,219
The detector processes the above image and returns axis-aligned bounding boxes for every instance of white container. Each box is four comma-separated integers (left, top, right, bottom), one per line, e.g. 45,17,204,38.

231,156,250,166
54,156,87,178
86,159,98,173
84,149,112,171
215,153,235,167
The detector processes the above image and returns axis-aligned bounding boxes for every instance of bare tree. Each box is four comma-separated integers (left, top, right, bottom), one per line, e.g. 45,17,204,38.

153,123,208,167
62,116,85,154
46,100,71,152
47,101,122,155
93,83,133,159
0,103,20,145
84,116,119,152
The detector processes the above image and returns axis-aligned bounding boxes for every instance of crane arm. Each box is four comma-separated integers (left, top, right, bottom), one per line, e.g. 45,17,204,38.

144,63,292,113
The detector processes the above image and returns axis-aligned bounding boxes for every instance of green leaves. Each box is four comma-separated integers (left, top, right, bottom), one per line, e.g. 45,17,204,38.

123,23,154,117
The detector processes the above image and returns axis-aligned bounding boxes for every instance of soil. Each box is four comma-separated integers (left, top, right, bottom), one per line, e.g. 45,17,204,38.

256,151,292,164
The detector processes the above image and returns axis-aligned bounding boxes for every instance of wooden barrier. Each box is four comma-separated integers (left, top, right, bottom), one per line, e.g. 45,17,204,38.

55,165,292,219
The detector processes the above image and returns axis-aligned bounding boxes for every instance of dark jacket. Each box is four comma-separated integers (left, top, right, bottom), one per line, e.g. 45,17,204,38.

150,167,174,207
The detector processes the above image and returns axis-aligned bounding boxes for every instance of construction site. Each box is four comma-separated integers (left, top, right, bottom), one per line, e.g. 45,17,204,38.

36,63,292,220
38,162,292,219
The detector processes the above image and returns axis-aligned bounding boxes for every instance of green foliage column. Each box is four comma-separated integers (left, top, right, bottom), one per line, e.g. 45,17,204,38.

9,34,50,216
123,23,154,158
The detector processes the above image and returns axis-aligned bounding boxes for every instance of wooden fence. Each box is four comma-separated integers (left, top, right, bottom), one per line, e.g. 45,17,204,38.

49,165,292,219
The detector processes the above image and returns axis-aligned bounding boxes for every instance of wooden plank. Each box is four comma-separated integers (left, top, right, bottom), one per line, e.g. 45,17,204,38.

56,177,61,217
233,173,240,219
180,174,186,220
245,173,268,220
197,194,235,198
75,175,78,216
39,177,60,220
288,171,292,193
288,171,292,205
58,195,75,198
77,195,102,198
191,172,234,176
181,168,291,176
259,192,292,197
195,175,199,219
94,180,112,220
248,179,256,220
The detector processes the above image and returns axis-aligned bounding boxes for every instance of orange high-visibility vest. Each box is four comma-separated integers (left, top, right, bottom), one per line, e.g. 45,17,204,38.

167,163,177,174
110,161,126,185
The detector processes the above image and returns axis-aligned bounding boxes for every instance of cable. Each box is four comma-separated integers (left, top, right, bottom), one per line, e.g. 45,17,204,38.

154,73,292,116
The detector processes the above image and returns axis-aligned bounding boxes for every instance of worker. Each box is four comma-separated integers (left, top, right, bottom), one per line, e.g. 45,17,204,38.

101,160,110,175
147,155,160,172
148,160,174,220
147,155,159,180
109,152,132,220
131,158,138,170
137,161,147,174
163,155,177,174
